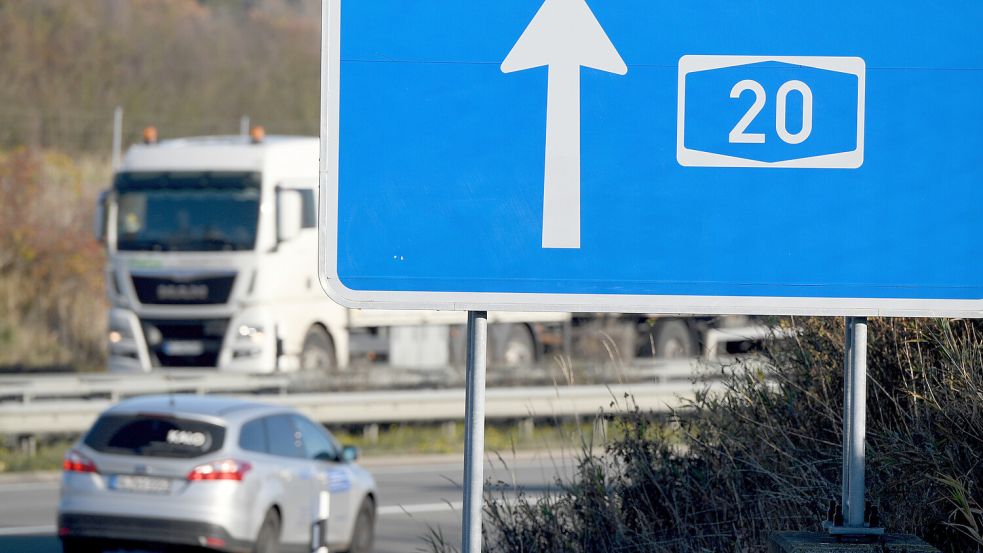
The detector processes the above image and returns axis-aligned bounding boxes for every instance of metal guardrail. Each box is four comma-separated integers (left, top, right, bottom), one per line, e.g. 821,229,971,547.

0,371,291,404
0,364,720,437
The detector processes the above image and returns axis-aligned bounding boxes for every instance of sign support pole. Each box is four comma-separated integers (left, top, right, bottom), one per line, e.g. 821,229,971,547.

462,311,488,553
830,316,882,535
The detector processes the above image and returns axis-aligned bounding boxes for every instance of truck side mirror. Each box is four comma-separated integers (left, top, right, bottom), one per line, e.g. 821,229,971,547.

94,189,110,243
276,188,303,244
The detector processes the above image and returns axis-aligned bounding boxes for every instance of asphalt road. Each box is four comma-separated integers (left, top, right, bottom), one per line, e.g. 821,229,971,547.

0,452,575,553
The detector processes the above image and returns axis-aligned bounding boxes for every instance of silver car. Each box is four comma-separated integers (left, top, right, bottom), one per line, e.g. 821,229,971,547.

57,395,377,553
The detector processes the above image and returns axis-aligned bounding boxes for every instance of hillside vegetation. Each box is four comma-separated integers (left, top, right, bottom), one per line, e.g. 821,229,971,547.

0,0,320,153
0,0,319,370
0,149,107,370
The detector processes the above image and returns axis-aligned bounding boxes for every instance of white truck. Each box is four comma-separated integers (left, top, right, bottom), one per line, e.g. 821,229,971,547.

95,132,570,374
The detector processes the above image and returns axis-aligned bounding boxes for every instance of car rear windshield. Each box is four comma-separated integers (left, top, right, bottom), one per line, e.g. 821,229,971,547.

84,414,225,459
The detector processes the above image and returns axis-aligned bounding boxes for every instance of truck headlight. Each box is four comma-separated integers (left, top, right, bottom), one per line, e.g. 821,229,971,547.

108,319,138,358
237,324,265,343
232,324,266,359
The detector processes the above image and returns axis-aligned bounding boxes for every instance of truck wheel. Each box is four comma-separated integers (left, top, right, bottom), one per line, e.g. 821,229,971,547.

497,324,536,369
301,326,337,373
652,319,696,359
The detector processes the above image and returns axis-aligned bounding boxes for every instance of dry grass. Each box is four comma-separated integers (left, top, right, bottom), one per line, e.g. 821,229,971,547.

439,318,983,553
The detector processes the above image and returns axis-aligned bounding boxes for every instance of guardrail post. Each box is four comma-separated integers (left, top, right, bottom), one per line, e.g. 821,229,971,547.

442,421,458,440
592,416,608,444
18,434,37,457
362,424,379,445
519,418,535,441
462,311,488,553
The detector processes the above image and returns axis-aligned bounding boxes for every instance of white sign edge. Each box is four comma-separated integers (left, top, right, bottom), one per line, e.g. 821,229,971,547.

317,1,983,317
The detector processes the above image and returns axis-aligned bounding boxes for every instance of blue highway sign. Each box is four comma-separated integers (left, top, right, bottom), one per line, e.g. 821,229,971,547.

319,0,983,316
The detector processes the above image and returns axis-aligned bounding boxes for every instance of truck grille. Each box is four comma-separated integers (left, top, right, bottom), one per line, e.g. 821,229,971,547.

132,274,236,305
141,318,229,368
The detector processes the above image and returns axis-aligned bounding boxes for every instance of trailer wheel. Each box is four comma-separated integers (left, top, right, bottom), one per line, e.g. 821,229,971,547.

651,319,696,359
301,326,337,373
497,324,536,369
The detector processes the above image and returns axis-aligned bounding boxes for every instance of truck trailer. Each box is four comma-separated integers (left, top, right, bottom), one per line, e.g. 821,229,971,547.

95,131,769,375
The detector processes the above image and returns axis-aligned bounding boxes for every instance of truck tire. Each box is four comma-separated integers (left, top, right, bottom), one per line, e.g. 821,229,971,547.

301,326,337,373
651,319,696,359
495,324,536,369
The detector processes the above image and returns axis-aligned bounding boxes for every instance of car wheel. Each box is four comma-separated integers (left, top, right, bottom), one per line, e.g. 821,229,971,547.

346,497,376,553
301,326,337,374
253,509,281,553
61,538,102,553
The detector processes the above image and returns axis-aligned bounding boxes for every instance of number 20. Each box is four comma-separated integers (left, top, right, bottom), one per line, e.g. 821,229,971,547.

728,79,813,145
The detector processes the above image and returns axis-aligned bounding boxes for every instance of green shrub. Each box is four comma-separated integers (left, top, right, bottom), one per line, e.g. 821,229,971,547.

472,318,983,553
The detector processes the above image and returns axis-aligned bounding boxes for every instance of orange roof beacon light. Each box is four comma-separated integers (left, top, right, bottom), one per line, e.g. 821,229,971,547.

249,125,265,144
142,126,158,145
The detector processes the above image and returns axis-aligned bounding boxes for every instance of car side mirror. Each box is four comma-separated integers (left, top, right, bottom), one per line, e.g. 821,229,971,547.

276,187,303,244
341,445,359,463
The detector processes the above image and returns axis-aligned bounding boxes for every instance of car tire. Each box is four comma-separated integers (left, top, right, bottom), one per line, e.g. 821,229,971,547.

61,538,102,553
345,497,376,553
253,509,281,553
301,326,337,374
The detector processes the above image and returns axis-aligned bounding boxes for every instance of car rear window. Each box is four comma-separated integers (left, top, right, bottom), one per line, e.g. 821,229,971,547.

84,414,225,458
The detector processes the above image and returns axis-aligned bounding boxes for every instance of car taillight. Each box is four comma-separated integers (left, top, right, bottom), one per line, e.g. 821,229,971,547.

63,449,98,473
186,459,252,482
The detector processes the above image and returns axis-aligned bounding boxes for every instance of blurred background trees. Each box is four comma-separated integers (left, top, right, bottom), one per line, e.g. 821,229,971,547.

0,0,320,153
0,0,319,370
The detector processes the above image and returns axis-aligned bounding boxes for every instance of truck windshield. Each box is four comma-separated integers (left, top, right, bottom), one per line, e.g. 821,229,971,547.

115,171,261,252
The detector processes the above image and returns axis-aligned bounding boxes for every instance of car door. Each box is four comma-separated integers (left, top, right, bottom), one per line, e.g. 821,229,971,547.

291,415,355,546
263,414,316,546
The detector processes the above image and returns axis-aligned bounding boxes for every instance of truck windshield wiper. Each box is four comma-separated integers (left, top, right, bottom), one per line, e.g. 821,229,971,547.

117,238,173,251
173,237,247,251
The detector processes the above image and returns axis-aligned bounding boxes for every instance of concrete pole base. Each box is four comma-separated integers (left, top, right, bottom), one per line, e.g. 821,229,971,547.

769,532,939,553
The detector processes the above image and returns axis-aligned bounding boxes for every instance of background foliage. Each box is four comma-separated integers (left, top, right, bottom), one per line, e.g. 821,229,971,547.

0,149,107,370
0,0,319,370
469,318,983,553
0,0,320,152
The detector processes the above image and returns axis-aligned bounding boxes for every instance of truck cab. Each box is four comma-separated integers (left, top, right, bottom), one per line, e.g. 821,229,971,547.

98,133,346,372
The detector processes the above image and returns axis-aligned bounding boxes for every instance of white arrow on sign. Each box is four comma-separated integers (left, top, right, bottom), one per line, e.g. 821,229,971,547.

502,0,627,249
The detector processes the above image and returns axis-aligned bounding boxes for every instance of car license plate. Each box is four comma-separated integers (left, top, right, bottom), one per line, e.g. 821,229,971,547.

162,340,205,356
110,474,171,494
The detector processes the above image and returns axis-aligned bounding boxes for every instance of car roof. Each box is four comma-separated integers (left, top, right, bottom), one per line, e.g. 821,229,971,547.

105,394,292,424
